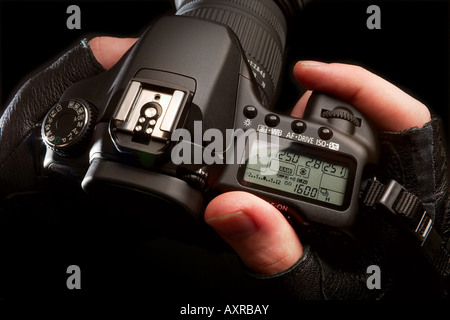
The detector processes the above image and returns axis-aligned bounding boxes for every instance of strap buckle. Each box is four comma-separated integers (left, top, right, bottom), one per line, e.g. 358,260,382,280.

415,210,434,243
362,178,450,277
377,179,404,215
416,211,444,265
377,180,436,246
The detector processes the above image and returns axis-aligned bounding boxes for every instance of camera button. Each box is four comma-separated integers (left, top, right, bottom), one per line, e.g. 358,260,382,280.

318,127,333,140
243,105,258,119
265,114,280,127
291,120,306,134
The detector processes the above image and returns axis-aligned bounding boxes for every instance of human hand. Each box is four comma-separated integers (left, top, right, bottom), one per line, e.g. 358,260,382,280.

205,60,432,275
292,61,431,131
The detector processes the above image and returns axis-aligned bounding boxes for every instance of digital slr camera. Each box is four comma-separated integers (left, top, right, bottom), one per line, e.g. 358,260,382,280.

41,0,379,228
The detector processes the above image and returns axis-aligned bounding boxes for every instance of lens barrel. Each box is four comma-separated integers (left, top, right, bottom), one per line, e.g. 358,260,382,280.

175,0,288,106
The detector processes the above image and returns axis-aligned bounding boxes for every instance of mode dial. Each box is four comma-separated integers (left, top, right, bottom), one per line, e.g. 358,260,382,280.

41,99,96,156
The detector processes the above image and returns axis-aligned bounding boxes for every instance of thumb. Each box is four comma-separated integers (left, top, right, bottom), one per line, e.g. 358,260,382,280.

205,191,303,275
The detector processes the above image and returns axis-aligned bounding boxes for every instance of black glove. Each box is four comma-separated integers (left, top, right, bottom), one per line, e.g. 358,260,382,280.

0,39,105,199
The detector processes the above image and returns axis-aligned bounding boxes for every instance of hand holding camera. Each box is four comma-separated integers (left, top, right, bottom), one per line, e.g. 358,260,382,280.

43,22,429,277
205,60,430,274
0,0,438,292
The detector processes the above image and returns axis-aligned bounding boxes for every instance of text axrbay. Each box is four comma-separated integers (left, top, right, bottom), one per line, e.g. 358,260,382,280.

180,304,269,317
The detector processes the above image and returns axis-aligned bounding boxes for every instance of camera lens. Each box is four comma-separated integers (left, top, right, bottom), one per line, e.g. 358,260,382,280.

175,0,288,107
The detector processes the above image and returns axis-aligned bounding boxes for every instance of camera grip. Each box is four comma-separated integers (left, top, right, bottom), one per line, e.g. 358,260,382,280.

82,158,204,219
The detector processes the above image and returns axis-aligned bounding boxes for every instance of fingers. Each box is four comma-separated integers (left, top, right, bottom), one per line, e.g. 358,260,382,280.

292,61,431,131
205,191,303,275
291,90,312,119
89,36,138,70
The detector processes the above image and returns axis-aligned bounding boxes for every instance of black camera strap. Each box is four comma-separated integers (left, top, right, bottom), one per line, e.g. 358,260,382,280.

361,178,450,279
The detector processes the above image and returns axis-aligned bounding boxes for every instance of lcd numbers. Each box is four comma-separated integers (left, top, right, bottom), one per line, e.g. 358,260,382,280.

243,141,350,206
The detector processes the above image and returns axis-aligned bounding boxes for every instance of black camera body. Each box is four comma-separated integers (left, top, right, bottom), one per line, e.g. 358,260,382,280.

41,1,379,228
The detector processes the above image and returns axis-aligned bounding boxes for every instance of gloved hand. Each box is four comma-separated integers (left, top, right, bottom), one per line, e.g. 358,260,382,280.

0,37,136,199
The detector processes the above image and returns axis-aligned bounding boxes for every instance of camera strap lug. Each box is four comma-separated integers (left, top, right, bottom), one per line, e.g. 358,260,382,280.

361,178,450,279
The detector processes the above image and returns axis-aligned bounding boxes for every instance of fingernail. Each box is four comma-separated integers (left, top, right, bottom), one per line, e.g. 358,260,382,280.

298,60,327,67
206,211,258,241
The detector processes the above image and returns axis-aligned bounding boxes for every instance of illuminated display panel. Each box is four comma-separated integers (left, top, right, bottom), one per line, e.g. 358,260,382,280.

239,140,355,209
